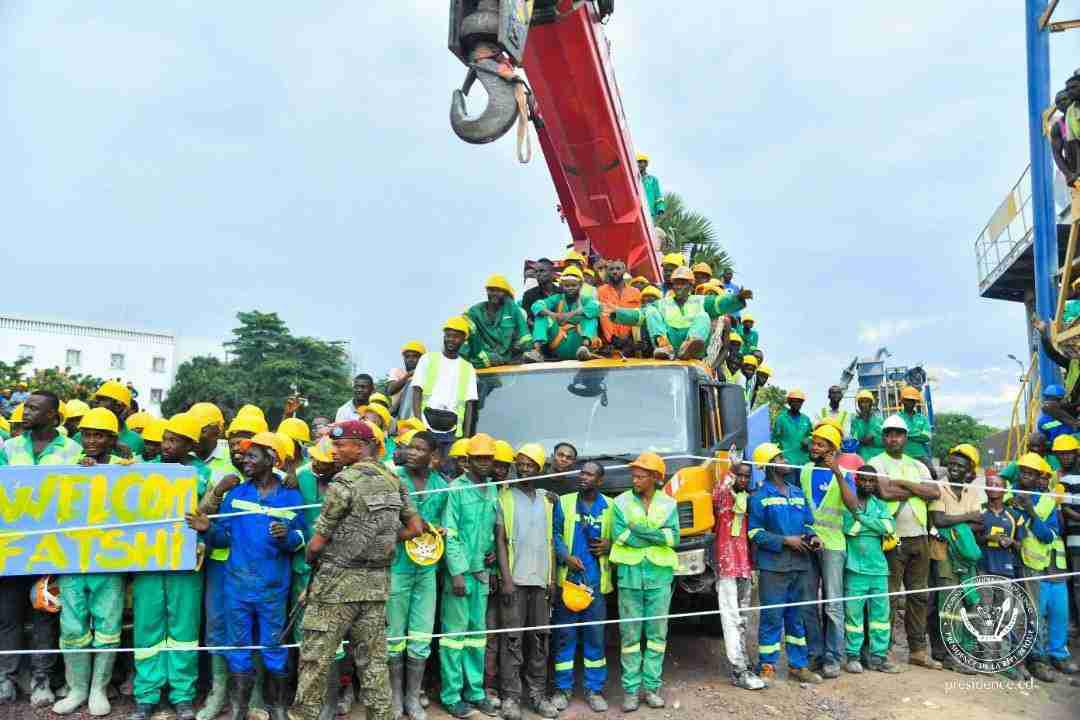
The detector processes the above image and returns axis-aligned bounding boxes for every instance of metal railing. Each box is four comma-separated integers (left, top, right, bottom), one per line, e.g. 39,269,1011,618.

975,165,1035,293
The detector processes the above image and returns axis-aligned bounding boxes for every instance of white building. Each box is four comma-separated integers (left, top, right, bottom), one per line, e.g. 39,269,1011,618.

0,315,176,415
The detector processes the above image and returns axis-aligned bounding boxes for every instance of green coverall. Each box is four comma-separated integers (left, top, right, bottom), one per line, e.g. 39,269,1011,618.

644,294,744,356
387,468,448,660
132,458,209,707
530,293,601,360
771,411,813,467
898,411,932,460
842,496,894,661
439,475,499,707
610,491,679,695
735,325,758,353
641,173,665,218
462,301,532,369
849,413,884,461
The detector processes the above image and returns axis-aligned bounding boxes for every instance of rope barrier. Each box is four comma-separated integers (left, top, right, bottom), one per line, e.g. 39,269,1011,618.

1,570,1073,656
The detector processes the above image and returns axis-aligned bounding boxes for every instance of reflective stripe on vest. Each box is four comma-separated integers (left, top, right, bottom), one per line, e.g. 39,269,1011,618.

421,353,472,433
799,464,846,551
1020,494,1058,571
608,491,678,569
557,492,613,595
731,491,748,537
499,487,555,585
661,296,706,330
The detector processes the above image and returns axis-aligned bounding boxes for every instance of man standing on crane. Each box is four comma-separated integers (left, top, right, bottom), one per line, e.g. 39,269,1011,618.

817,386,851,438
637,154,665,219
850,391,883,461
898,387,932,460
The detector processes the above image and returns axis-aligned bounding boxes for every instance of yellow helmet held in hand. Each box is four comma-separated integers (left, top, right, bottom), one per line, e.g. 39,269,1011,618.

562,579,594,613
405,530,445,566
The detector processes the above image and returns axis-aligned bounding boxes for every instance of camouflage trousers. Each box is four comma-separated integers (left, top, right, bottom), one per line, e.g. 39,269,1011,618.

289,600,389,720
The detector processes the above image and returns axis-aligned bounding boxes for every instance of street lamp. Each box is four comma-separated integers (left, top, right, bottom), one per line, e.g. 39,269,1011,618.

1007,354,1026,381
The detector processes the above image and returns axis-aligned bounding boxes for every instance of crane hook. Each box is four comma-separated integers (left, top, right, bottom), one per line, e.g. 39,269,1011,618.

450,54,521,145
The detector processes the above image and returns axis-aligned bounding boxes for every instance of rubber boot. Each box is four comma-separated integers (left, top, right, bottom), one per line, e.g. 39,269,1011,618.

250,655,266,712
318,660,340,720
404,658,427,720
88,651,117,717
264,673,288,720
389,656,405,720
197,656,229,720
52,654,91,715
229,673,255,720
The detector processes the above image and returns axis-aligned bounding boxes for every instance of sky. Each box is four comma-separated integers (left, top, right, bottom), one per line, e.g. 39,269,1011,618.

0,1,1070,427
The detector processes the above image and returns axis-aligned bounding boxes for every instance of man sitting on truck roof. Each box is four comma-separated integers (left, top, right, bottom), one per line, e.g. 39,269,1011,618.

525,267,602,363
646,267,751,361
521,259,558,324
462,274,532,369
597,258,642,357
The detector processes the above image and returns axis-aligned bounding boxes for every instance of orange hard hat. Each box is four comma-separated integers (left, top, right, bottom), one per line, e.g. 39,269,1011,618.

628,452,666,477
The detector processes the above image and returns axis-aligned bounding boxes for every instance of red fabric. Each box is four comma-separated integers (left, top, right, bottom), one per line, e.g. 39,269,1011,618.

597,283,642,341
712,483,752,578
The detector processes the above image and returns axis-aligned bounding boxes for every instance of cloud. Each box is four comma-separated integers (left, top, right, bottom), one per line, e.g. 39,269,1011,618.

857,316,950,345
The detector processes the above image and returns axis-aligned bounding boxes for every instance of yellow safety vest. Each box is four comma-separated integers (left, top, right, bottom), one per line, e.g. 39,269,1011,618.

1020,494,1065,571
800,463,846,551
557,493,613,594
608,490,678,569
498,487,555,584
660,296,707,330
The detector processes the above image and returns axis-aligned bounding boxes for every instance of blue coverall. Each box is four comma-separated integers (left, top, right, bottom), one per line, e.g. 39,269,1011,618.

748,480,818,671
552,494,611,694
208,482,308,675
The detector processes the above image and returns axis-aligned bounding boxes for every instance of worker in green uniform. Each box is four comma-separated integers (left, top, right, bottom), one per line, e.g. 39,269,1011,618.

526,266,602,362
610,452,679,713
54,408,129,717
62,399,90,439
130,412,210,720
439,433,501,719
463,275,532,368
999,432,1061,487
636,154,665,218
735,314,758,353
849,391,883,461
645,267,751,360
898,386,932,460
388,431,449,720
87,380,144,457
772,389,813,468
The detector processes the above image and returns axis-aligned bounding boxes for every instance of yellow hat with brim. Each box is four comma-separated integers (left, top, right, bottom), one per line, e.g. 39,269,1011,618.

661,253,684,267
240,432,284,467
228,414,269,437
65,399,90,420
237,404,266,421
1052,434,1080,452
126,411,150,432
641,286,662,300
449,438,471,458
369,393,391,408
561,266,584,280
397,418,425,434
165,413,201,443
900,386,922,401
517,442,546,470
949,443,981,469
363,421,386,454
628,451,666,477
142,417,167,443
190,402,224,431
485,274,515,298
728,332,743,344
741,313,755,324
752,442,783,466
493,440,515,464
402,341,427,355
787,389,807,401
95,380,132,408
79,407,119,435
278,417,311,444
741,355,759,368
444,316,471,338
275,431,296,461
757,364,773,377
670,266,695,283
691,262,713,277
467,433,496,457
631,276,649,286
636,153,649,163
564,250,587,264
308,437,334,464
397,429,419,447
360,403,392,430
1017,452,1052,475
811,424,842,450
856,390,874,402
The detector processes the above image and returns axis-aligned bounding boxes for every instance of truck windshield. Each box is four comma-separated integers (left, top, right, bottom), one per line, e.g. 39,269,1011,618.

474,365,690,457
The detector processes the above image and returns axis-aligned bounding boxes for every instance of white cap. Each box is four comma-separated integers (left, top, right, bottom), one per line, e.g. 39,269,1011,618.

882,414,909,433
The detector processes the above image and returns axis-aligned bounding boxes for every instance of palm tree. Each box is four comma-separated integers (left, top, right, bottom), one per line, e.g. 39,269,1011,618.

655,192,734,272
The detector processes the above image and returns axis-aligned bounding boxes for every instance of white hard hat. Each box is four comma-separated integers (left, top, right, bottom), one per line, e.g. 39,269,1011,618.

882,414,909,433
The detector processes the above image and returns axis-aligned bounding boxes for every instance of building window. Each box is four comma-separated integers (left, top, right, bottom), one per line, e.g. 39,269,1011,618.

66,349,81,367
110,353,125,370
17,344,34,361
150,388,163,403
152,356,166,373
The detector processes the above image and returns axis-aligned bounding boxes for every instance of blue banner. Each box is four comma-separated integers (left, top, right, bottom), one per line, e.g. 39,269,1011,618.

0,463,199,576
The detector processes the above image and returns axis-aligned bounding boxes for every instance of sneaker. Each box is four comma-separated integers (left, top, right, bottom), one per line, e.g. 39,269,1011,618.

485,690,501,710
820,662,841,679
128,704,155,720
550,691,570,711
789,667,823,684
869,658,903,674
732,670,765,691
642,690,664,709
584,691,608,712
499,696,521,720
446,701,478,719
527,696,559,718
844,660,864,674
523,350,546,364
29,675,54,708
473,696,499,717
575,346,597,362
652,346,674,360
621,692,640,713
1029,661,1057,683
1051,658,1079,674
175,701,196,720
419,689,430,708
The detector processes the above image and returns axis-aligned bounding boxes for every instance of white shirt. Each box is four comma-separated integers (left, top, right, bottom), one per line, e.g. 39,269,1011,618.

335,399,363,423
412,352,478,414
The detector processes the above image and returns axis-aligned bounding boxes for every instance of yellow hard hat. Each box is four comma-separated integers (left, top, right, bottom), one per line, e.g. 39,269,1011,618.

467,433,497,457
95,380,132,408
741,355,759,368
856,390,874,402
79,407,119,435
449,438,471,458
728,332,743,344
583,268,596,279
900,386,922,402
10,403,24,423
816,416,844,434
696,283,720,296
670,266,695,283
1052,434,1080,452
125,411,150,432
811,424,842,450
65,399,90,420
401,340,427,355
278,417,311,444
405,529,445,566
227,413,269,437
444,316,471,338
485,274,515,298
561,579,594,613
237,404,266,421
628,451,666,477
274,431,296,460
564,250,587,264
369,393,391,409
0,415,8,434
165,413,202,443
787,389,807,401
691,262,713,277
493,440,515,464
949,443,981,469
752,442,783,466
397,417,426,434
142,417,167,443
641,285,662,301
360,403,392,430
397,429,419,447
561,265,584,280
517,442,546,470
190,402,224,431
239,431,285,467
58,401,67,423
757,364,773,377
308,437,334,464
636,152,649,163
741,313,754,324
630,276,649,286
363,421,386,454
1017,452,1052,475
661,253,685,268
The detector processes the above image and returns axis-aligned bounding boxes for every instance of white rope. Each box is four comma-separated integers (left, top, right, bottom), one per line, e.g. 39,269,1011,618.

3,570,1074,656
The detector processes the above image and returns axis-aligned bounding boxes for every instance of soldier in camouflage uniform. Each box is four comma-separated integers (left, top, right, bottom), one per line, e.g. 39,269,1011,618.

289,420,424,720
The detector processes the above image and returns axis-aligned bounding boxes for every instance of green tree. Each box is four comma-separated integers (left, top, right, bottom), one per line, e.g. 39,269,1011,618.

656,192,734,271
0,358,31,390
163,311,352,425
930,412,999,463
755,384,788,423
29,367,106,403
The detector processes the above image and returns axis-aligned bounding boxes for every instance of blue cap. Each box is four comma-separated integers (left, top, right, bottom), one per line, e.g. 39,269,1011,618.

1044,384,1066,399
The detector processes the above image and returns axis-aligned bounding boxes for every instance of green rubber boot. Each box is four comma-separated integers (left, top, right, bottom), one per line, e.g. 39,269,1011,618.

52,654,91,715
88,651,117,717
197,656,230,720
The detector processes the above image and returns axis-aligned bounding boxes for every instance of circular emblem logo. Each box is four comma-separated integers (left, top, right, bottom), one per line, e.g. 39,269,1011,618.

941,574,1038,673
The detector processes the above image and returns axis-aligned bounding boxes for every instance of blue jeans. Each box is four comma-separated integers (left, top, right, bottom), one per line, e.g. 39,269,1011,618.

1038,580,1071,660
802,549,846,666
